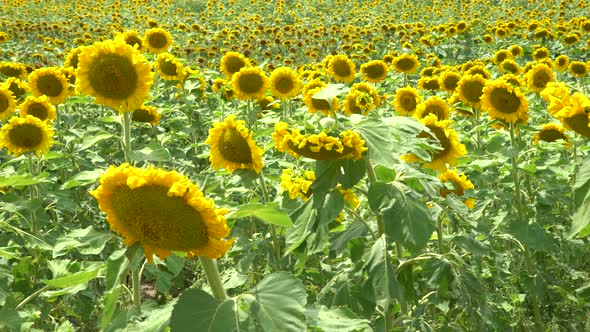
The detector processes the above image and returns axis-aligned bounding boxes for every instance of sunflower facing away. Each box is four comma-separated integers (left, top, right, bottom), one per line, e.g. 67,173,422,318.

532,123,570,147
393,87,421,116
27,67,70,105
280,168,315,200
438,169,476,209
144,28,173,54
231,66,269,101
0,115,54,157
269,67,302,100
220,51,251,78
76,40,154,112
403,114,467,171
360,60,388,83
481,79,529,124
19,95,56,122
132,105,161,125
0,87,16,121
155,53,184,81
273,122,367,160
205,114,264,173
90,164,234,262
540,81,570,116
328,54,356,83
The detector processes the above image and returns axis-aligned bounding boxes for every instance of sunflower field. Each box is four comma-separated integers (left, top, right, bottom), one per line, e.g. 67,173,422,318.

1,0,590,331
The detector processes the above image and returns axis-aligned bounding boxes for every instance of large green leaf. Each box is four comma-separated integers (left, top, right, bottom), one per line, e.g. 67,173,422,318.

130,142,172,161
170,289,236,332
241,272,307,332
44,265,103,288
312,160,341,205
128,299,177,332
317,190,344,227
285,198,317,254
571,157,590,237
0,308,27,331
61,169,103,189
357,117,397,168
227,203,293,227
0,173,50,187
306,306,373,332
508,221,552,252
79,132,114,151
53,226,112,258
364,236,402,307
340,158,367,189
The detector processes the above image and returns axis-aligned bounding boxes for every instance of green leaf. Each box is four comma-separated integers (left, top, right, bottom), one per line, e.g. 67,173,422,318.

227,203,293,227
285,198,317,254
357,117,397,168
170,289,236,332
101,248,130,330
0,173,49,187
508,221,552,252
61,169,103,189
368,181,396,212
364,236,403,307
241,272,307,332
44,265,103,288
128,299,177,332
452,235,490,257
312,160,341,205
53,226,112,258
317,190,344,227
313,83,349,104
571,157,590,238
340,158,366,189
0,308,27,331
130,142,171,162
307,306,372,332
79,132,114,151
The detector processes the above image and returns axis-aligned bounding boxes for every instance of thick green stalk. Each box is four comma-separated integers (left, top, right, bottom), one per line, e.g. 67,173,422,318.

259,173,282,270
199,257,228,301
122,111,132,164
27,154,38,234
131,268,141,308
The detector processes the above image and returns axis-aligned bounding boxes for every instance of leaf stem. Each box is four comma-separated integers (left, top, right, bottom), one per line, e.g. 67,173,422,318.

199,256,228,301
15,285,52,310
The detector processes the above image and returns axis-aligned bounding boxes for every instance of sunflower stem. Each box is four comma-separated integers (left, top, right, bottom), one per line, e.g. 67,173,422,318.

131,267,141,309
436,213,444,254
27,153,38,234
122,111,132,164
259,173,282,270
474,108,481,150
199,256,228,301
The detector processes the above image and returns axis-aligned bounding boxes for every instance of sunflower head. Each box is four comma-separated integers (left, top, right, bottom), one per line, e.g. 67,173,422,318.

2,78,29,103
301,79,327,98
438,169,475,208
0,115,54,157
116,30,144,51
481,79,529,124
132,105,161,125
414,96,450,120
27,67,70,105
220,51,251,78
526,63,554,93
280,168,315,200
144,28,173,54
19,95,56,122
532,123,570,147
328,54,356,83
205,114,264,173
89,164,233,262
269,67,302,100
64,46,86,69
76,40,154,112
392,53,420,74
360,60,388,83
155,52,184,81
0,61,27,80
393,86,421,116
438,71,461,93
0,87,17,121
304,87,340,116
455,74,487,109
231,66,269,101
554,55,569,72
568,61,589,78
556,93,590,138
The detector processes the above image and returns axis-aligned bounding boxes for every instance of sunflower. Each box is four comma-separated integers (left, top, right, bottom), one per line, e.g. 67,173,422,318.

526,63,554,93
554,55,569,72
155,52,184,81
132,105,161,125
328,55,356,83
76,40,154,112
492,50,512,65
0,115,54,157
116,30,144,51
555,93,590,138
454,74,487,109
540,81,570,116
89,164,233,262
508,45,523,58
304,86,340,116
414,96,450,120
392,53,420,74
438,71,461,93
403,114,467,171
481,79,528,124
280,168,315,200
568,61,589,78
220,52,251,78
500,74,524,88
0,87,16,121
273,122,367,160
532,123,570,147
27,67,70,105
231,66,269,101
351,82,380,105
532,47,550,61
418,76,440,91
60,67,76,90
360,60,388,83
499,59,522,75
2,78,29,103
393,87,421,116
438,169,475,208
205,114,264,173
258,96,280,111
343,90,374,116
0,61,27,80
269,67,302,100
465,65,491,80
144,28,173,54
302,79,327,99
64,46,86,69
19,95,56,122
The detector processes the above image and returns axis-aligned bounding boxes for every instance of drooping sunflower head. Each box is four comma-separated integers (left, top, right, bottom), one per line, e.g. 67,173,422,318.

27,67,70,105
360,60,388,83
269,67,302,100
0,115,54,157
414,96,450,120
392,53,420,74
89,164,234,262
132,105,161,125
116,30,144,51
554,55,569,72
231,66,269,101
393,86,421,116
258,95,280,111
481,79,529,124
144,28,173,54
155,52,184,81
351,81,380,105
304,86,340,116
280,168,315,201
0,61,27,80
64,46,86,69
532,123,570,147
328,55,356,83
568,61,589,78
19,95,56,122
2,78,29,103
0,87,16,121
455,74,487,109
438,169,475,208
204,114,264,173
555,93,590,138
438,71,461,93
220,51,251,78
526,63,555,93
76,40,154,112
